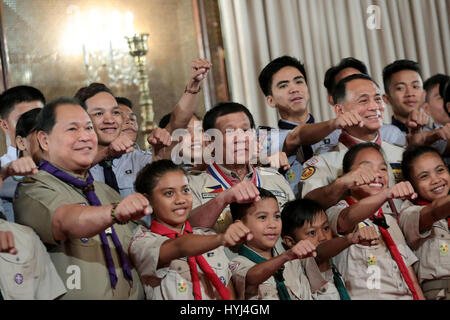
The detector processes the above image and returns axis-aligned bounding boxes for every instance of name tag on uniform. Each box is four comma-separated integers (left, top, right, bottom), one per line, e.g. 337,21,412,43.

268,190,286,199
201,193,219,199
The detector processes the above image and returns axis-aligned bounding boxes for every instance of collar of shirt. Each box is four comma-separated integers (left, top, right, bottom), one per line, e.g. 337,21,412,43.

278,114,315,130
215,163,255,184
42,161,89,181
338,131,380,149
391,116,408,133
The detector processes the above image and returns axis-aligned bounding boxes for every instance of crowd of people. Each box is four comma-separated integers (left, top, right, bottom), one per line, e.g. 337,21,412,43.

0,54,449,300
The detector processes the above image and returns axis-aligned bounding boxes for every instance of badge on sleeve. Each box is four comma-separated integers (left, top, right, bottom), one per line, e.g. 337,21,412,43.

301,167,316,180
287,170,295,182
228,262,240,272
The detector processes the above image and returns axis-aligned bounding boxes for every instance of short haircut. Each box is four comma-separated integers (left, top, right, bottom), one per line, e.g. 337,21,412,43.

15,108,42,138
74,83,114,108
258,55,307,96
440,78,450,116
401,144,444,185
280,198,324,238
202,102,255,132
342,142,382,174
382,59,422,94
332,73,379,104
116,97,133,109
230,187,277,222
0,85,45,119
35,97,84,134
158,112,202,129
423,74,450,102
323,57,369,94
134,159,186,195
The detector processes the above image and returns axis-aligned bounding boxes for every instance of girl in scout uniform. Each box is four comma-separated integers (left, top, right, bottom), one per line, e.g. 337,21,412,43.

129,159,250,300
325,142,425,300
399,145,450,300
281,198,379,300
228,188,318,300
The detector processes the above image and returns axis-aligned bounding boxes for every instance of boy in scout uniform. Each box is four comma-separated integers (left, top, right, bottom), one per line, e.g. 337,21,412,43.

187,102,295,234
0,156,65,300
228,188,321,300
301,74,405,211
14,98,152,299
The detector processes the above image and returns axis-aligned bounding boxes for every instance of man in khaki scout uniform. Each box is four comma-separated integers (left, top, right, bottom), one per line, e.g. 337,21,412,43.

301,74,405,211
14,98,151,299
0,156,65,300
187,102,295,234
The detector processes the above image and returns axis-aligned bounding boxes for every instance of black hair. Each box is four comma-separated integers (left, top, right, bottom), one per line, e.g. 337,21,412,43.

323,57,369,94
332,73,379,104
0,85,45,119
280,198,325,238
159,112,203,129
134,159,186,195
382,59,422,94
230,187,277,222
35,97,85,134
74,83,114,108
423,74,450,102
15,108,41,138
116,97,133,109
441,79,450,117
202,102,255,132
342,142,382,174
258,56,307,96
401,144,445,186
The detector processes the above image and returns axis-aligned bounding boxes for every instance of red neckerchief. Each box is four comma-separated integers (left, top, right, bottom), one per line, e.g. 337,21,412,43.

413,198,450,229
346,197,420,300
338,131,382,149
150,220,230,300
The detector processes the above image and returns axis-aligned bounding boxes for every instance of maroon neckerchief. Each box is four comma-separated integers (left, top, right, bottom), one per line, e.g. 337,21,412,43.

338,130,382,149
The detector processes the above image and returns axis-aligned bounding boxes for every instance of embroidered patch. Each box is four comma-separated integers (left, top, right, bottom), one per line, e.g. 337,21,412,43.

304,158,319,166
440,243,448,255
287,170,295,182
367,255,376,266
14,273,24,285
219,276,226,285
80,238,89,243
177,281,187,293
204,185,224,193
301,167,316,180
229,262,240,272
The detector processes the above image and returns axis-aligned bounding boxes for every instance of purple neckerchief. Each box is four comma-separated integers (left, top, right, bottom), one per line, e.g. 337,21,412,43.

39,159,133,289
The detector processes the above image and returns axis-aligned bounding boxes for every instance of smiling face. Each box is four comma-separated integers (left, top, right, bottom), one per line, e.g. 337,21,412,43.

266,66,310,119
149,170,193,233
385,70,424,119
39,104,97,175
409,152,450,202
85,91,123,146
119,104,138,143
423,84,450,126
349,147,389,200
241,197,281,257
336,78,384,135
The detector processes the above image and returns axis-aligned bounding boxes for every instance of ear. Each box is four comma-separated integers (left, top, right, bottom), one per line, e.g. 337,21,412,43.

421,102,431,116
334,103,344,116
15,136,26,151
266,95,276,108
327,94,334,106
282,235,296,249
0,119,9,134
36,131,49,152
382,93,391,105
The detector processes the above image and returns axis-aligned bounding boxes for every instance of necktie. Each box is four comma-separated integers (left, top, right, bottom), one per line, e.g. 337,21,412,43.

330,260,351,300
238,244,291,300
39,159,133,289
346,197,419,300
278,119,313,164
99,159,120,193
150,220,230,300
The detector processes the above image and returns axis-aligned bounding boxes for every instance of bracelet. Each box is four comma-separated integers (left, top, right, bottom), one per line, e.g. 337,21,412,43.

184,86,201,94
110,203,127,225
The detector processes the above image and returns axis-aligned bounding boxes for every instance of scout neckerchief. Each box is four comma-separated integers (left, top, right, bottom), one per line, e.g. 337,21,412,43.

206,162,261,189
338,130,381,149
238,244,291,300
330,259,351,300
150,219,230,300
345,197,420,300
278,117,314,164
413,198,450,229
39,159,133,289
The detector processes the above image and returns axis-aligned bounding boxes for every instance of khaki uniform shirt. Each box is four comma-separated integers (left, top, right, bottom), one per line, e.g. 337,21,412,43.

229,251,316,300
0,219,66,300
326,200,418,300
398,200,450,285
300,137,405,213
129,225,231,300
13,169,144,300
188,164,295,233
